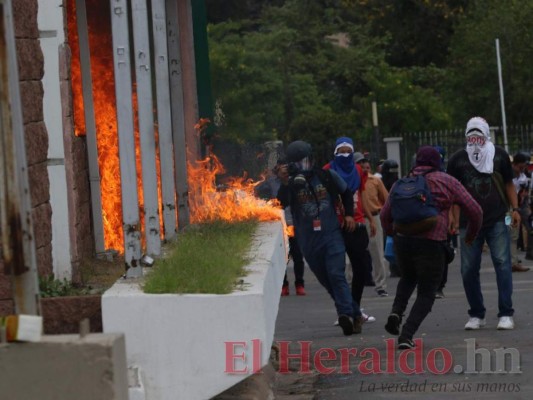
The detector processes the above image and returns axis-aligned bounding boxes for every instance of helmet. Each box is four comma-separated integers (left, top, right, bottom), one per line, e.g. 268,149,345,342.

286,140,312,162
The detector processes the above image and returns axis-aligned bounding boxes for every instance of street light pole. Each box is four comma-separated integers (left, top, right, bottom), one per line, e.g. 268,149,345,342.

372,101,380,164
495,38,509,153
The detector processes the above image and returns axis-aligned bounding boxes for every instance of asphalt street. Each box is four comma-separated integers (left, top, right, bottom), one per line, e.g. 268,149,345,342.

273,245,533,399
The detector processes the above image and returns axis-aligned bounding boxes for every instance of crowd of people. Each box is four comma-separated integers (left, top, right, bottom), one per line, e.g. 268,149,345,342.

256,116,531,348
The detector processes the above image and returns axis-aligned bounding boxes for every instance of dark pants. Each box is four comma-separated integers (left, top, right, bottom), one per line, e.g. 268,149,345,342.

343,224,371,306
437,233,456,291
283,236,305,286
391,235,446,340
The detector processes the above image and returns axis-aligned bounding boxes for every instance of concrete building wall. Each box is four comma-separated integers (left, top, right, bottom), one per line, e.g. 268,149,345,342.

36,0,94,282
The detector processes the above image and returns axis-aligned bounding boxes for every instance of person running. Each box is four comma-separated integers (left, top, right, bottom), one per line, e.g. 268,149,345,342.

381,146,482,349
277,140,364,335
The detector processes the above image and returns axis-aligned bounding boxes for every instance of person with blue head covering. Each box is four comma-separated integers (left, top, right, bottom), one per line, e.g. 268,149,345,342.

325,137,378,324
329,137,361,192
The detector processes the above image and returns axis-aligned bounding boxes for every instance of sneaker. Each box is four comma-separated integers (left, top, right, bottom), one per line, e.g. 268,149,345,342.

338,315,354,336
376,289,389,297
295,284,306,296
353,315,364,334
464,317,486,330
398,337,416,350
385,313,402,335
435,290,444,299
362,312,376,323
497,316,515,330
281,285,289,296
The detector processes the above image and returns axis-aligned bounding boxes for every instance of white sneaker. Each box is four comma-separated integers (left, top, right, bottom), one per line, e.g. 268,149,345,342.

334,313,376,325
497,316,515,330
362,312,376,323
465,317,486,330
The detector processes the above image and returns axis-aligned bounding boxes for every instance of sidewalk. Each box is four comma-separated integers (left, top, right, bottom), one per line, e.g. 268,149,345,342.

273,249,533,399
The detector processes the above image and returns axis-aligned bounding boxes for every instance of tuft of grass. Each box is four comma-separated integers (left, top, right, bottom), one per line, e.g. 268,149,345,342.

143,220,258,294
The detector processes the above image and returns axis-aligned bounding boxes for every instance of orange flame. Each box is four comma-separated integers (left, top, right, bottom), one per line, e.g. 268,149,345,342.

68,2,280,255
188,151,281,224
68,1,165,252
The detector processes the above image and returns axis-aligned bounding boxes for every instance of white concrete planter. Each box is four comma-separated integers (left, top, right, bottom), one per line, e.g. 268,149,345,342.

102,221,286,400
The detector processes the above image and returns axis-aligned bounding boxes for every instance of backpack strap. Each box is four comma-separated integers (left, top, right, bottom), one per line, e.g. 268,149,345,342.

490,154,510,209
315,168,339,199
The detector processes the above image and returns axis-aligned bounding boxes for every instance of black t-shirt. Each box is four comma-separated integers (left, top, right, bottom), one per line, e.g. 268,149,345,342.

447,146,513,228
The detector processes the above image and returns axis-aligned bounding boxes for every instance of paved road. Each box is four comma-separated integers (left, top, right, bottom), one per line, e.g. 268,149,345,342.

273,247,533,399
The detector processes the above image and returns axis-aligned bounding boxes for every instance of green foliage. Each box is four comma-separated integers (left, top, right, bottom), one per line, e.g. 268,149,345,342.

445,0,533,125
207,0,533,155
143,220,258,294
39,275,92,298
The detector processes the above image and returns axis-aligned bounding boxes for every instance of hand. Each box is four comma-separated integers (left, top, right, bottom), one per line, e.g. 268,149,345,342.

343,216,356,232
512,210,521,228
277,164,289,184
464,235,475,246
368,219,377,237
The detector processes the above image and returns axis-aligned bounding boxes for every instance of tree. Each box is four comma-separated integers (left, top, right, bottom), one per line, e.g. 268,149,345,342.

444,0,533,126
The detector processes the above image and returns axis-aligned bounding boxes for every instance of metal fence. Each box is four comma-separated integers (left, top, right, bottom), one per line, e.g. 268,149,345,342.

398,124,533,174
212,124,533,182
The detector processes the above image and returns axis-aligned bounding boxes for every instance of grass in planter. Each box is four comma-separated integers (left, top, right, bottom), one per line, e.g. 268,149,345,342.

143,220,258,294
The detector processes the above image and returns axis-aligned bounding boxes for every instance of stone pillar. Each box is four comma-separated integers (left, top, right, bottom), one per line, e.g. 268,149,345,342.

13,0,53,278
383,137,403,178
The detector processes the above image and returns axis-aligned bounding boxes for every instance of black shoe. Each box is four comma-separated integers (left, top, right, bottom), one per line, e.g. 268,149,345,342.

377,289,389,297
398,337,415,350
385,313,402,335
338,315,354,336
353,315,364,334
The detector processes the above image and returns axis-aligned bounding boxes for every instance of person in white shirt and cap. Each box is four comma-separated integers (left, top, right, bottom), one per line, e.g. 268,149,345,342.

447,116,520,331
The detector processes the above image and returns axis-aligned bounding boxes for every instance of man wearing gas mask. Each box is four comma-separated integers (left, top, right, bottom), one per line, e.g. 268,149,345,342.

277,140,365,335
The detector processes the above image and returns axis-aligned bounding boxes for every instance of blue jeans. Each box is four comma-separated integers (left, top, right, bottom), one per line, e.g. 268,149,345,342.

304,234,362,319
460,221,514,318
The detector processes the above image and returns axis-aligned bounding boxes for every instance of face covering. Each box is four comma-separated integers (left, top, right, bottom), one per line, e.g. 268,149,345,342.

334,152,355,172
465,117,495,174
295,157,312,172
331,152,360,192
466,134,495,174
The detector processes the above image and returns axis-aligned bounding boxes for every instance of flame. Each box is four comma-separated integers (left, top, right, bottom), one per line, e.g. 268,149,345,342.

188,151,281,224
67,2,280,254
68,1,165,253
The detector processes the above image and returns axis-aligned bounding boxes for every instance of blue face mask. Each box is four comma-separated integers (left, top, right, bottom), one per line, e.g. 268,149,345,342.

334,152,355,172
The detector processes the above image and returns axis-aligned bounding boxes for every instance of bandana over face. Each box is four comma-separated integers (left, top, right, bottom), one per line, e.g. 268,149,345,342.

465,117,495,174
330,137,360,192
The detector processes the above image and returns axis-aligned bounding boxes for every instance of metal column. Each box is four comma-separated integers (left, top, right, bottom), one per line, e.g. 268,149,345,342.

131,0,161,257
152,0,177,240
109,0,142,277
0,0,40,315
166,0,190,229
75,0,106,254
